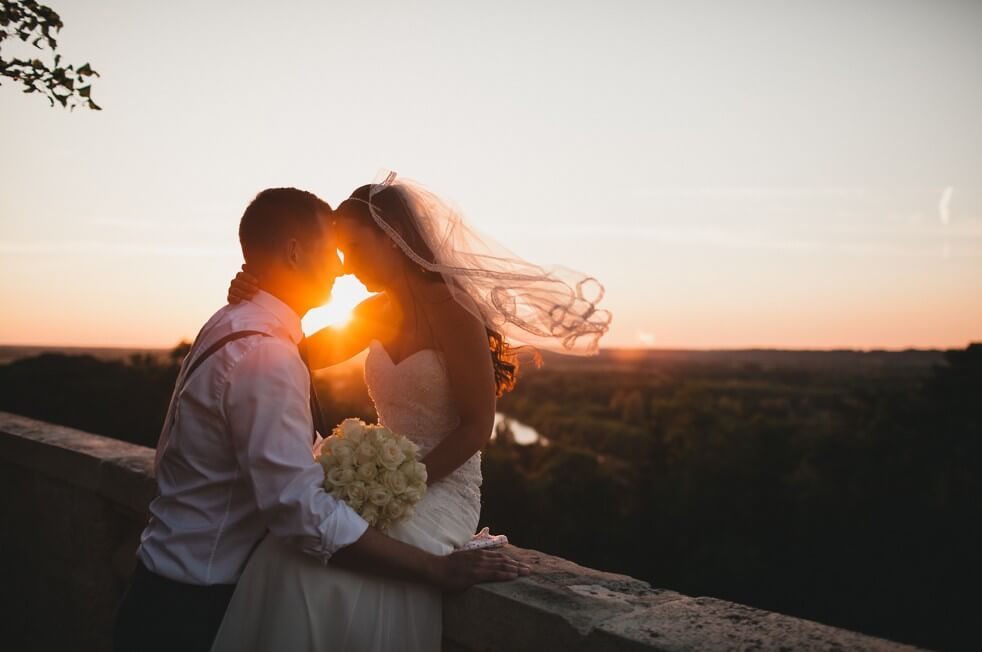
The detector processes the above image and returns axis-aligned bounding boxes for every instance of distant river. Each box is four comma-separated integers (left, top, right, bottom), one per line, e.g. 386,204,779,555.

491,412,547,446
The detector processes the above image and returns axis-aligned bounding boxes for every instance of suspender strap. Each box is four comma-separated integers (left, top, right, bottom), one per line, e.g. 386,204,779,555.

180,330,270,393
176,331,323,448
299,341,329,444
153,329,271,484
187,331,322,446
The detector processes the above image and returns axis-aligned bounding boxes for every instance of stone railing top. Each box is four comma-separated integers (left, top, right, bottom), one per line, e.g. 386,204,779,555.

0,410,155,514
446,547,924,651
0,411,923,651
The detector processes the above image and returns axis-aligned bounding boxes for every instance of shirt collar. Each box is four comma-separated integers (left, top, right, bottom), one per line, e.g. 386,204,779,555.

248,289,304,345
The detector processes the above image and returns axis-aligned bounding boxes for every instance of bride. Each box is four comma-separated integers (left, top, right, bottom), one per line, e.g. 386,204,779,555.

210,172,610,651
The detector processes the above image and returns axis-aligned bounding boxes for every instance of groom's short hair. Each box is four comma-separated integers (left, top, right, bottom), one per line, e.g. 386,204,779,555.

239,188,332,266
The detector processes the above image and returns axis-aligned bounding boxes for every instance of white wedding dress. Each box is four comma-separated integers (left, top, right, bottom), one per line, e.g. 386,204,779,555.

210,339,483,652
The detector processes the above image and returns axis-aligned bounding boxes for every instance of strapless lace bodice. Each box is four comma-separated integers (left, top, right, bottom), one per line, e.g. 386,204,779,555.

364,339,482,502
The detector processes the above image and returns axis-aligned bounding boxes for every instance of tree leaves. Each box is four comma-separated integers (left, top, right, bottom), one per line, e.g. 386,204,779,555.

0,0,100,111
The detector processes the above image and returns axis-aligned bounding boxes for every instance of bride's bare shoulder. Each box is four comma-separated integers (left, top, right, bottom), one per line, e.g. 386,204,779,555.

422,281,484,334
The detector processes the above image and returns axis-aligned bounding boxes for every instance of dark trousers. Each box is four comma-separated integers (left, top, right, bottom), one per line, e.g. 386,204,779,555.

112,559,236,652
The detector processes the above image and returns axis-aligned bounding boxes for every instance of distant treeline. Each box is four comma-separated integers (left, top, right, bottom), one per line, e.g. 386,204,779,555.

0,343,978,651
488,343,980,652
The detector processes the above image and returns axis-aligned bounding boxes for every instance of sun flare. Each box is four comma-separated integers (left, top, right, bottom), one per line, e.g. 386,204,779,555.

302,275,373,334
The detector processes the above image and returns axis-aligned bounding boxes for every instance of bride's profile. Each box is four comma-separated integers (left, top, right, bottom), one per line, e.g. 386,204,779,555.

210,172,611,652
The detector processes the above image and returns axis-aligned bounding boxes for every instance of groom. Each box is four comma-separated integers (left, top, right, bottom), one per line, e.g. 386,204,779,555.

113,187,529,652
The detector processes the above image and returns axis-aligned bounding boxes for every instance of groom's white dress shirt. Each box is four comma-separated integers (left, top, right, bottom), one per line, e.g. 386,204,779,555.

138,290,369,585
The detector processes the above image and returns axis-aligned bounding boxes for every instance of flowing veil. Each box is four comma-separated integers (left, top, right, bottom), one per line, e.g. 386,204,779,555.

213,171,605,652
357,171,612,355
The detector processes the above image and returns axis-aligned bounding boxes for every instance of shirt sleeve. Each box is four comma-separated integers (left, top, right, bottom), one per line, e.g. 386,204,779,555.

222,338,369,563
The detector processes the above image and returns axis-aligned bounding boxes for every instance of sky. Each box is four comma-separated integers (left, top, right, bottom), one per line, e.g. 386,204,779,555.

1,0,980,350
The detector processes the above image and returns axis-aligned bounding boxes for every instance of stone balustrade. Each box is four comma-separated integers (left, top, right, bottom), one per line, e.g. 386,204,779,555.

0,411,922,651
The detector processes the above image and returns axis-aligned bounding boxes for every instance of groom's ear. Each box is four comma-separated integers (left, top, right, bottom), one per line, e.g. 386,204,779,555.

285,238,302,267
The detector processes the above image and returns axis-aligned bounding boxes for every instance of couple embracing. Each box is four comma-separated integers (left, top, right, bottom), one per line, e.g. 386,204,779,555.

113,172,611,652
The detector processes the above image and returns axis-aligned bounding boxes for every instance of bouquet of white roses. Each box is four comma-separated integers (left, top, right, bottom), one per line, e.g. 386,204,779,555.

318,418,428,531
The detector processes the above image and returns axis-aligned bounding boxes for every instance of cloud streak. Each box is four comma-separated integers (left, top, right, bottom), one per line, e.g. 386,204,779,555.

496,222,982,258
0,240,236,257
86,217,230,235
939,186,953,225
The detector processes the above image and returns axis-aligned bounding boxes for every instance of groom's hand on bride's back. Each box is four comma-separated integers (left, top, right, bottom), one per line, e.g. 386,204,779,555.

435,548,531,593
227,264,260,304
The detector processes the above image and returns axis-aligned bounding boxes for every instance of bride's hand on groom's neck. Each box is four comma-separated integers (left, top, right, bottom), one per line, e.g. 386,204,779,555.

227,264,261,304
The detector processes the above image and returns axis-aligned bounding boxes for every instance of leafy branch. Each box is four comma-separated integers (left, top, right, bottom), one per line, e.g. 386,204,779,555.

0,0,100,110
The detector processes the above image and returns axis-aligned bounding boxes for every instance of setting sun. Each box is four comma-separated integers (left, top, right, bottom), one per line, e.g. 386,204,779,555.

302,274,373,335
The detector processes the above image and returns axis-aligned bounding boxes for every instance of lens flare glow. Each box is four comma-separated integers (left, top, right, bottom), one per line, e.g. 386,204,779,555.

302,275,373,335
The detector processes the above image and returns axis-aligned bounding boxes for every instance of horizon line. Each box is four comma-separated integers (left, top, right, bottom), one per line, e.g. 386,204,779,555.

0,341,974,354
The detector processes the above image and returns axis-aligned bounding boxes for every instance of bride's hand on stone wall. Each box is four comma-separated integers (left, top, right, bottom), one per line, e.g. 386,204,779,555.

435,548,531,593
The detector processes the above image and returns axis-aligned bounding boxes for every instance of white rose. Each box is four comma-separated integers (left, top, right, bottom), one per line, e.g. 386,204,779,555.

332,466,356,487
356,462,378,482
330,438,356,462
414,462,428,484
398,437,418,458
378,441,406,471
368,485,393,507
370,426,391,446
344,423,365,446
325,465,347,489
344,481,367,508
319,451,338,470
399,460,427,486
338,418,365,438
355,441,377,464
384,500,407,521
382,469,409,494
397,460,414,477
346,429,363,446
360,503,379,526
403,485,426,504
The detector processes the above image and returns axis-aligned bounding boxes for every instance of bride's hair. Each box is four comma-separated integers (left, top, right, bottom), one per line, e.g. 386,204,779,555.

337,184,533,396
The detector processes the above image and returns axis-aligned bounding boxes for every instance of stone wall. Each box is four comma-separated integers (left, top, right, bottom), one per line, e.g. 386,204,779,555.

0,411,922,651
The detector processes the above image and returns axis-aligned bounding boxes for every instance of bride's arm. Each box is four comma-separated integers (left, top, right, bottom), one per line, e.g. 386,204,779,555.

330,526,530,589
418,293,497,486
302,293,393,369
227,268,392,369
